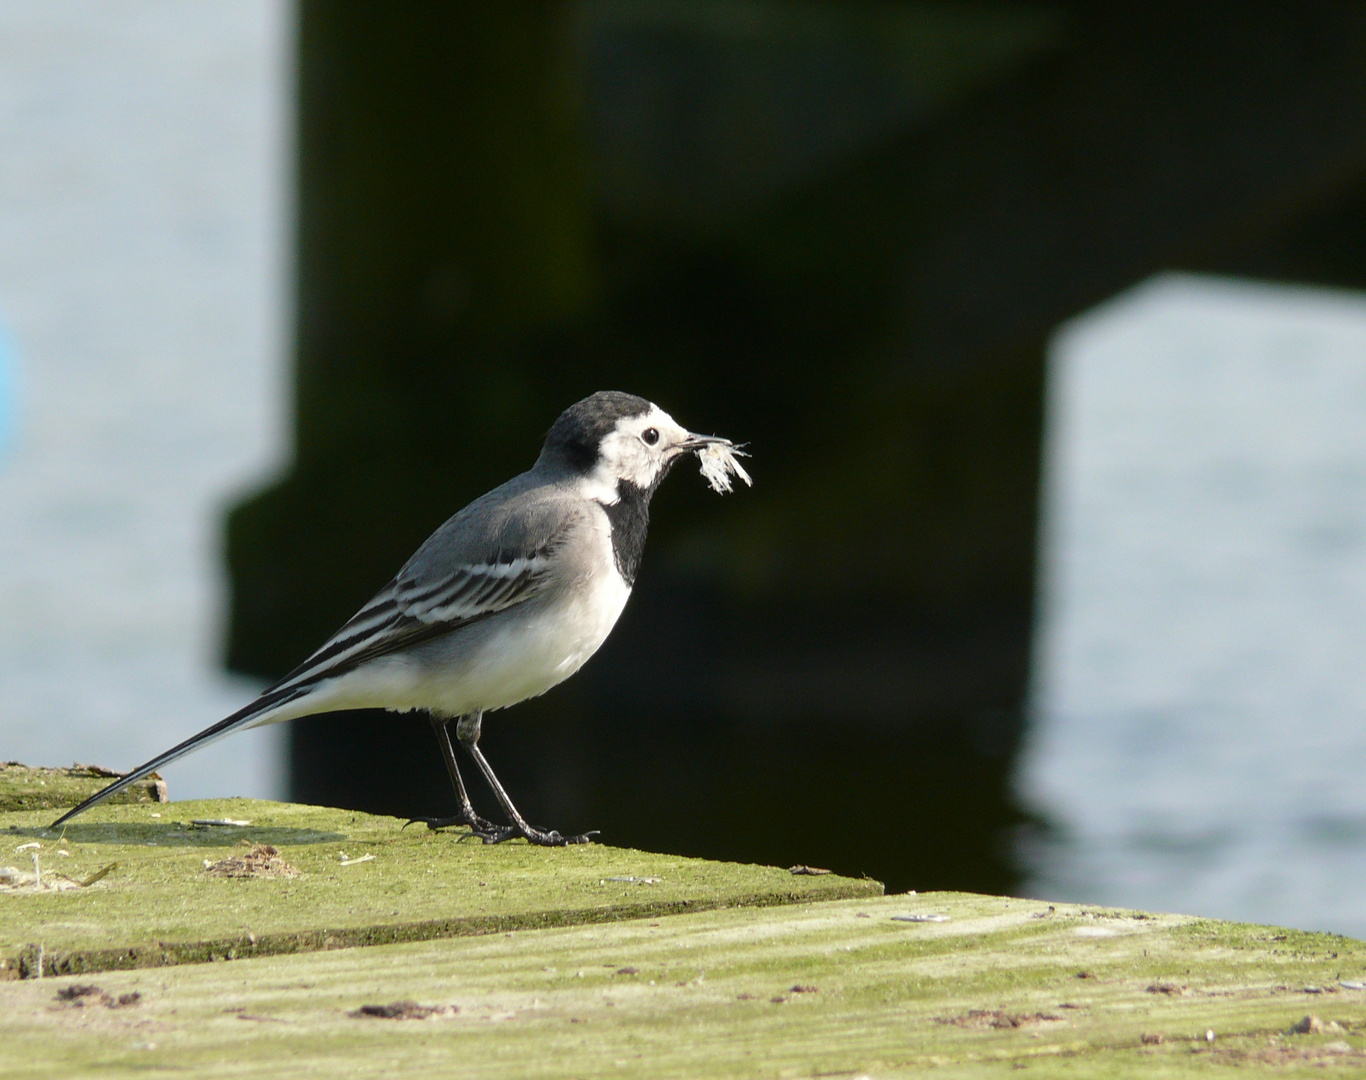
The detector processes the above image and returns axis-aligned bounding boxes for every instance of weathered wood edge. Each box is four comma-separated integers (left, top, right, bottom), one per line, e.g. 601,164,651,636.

8,879,881,979
0,763,166,812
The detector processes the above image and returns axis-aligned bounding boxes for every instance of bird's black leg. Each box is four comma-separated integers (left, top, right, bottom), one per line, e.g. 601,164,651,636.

406,714,517,842
455,712,596,846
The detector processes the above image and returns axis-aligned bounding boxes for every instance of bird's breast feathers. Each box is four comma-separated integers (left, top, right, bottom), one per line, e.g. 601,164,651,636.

315,505,629,718
420,530,631,715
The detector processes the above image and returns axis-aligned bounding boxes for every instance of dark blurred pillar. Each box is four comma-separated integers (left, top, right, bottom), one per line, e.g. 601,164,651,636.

225,3,599,809
1187,176,1366,292
225,1,1043,896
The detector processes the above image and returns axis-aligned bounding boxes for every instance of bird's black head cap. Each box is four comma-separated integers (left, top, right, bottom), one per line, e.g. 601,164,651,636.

539,391,653,474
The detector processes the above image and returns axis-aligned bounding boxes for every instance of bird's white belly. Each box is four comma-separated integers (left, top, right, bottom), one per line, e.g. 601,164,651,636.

435,573,632,714
247,512,633,727
272,576,631,723
247,574,632,727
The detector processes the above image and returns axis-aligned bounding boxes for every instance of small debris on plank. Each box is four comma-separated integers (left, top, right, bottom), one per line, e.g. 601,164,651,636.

56,985,104,1004
55,985,140,1009
788,865,831,876
77,862,117,887
204,844,299,879
1,857,114,893
71,763,122,778
351,1001,458,1020
938,1010,1064,1030
892,913,949,923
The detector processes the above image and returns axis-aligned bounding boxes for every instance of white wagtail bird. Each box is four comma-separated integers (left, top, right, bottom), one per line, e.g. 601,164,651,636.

51,391,750,844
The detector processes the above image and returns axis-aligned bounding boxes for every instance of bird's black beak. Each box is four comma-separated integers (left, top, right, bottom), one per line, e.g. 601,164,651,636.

677,432,733,453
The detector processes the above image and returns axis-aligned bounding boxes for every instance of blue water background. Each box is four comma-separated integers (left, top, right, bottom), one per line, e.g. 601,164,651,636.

0,2,290,802
1020,274,1366,940
0,320,13,456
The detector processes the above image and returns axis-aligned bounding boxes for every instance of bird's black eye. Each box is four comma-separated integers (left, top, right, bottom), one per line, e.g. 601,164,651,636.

641,427,660,446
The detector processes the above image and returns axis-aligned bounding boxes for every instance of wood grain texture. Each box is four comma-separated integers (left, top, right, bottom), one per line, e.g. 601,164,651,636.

1,891,1363,1077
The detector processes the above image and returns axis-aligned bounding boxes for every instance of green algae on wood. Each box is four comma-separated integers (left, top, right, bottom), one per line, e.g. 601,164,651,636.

1,893,1363,1079
0,798,879,978
0,763,166,814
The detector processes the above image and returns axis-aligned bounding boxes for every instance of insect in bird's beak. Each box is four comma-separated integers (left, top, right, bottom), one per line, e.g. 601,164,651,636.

678,433,752,494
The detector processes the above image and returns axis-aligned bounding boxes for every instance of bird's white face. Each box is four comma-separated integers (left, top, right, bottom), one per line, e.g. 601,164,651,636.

582,403,692,502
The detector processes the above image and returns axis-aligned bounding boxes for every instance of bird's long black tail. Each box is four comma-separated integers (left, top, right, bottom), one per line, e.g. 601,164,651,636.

49,685,308,828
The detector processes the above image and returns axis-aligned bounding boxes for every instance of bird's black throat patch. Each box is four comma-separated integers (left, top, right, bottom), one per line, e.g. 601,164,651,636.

601,479,652,585
600,453,685,584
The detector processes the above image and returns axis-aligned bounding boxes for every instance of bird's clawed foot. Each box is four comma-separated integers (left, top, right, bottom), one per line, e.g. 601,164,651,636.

404,813,597,846
404,811,512,843
520,825,599,847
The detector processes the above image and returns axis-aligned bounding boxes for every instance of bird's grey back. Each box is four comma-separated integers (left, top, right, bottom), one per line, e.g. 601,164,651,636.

397,467,588,588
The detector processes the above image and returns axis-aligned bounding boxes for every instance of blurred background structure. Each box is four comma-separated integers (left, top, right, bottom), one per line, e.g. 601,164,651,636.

4,2,1366,929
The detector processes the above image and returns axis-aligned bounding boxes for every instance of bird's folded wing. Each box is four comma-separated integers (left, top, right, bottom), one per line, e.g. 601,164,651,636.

267,516,574,697
47,483,586,828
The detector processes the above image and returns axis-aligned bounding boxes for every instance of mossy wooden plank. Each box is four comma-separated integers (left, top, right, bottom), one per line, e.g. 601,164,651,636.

1,893,1363,1078
0,799,878,978
0,763,166,813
